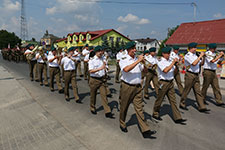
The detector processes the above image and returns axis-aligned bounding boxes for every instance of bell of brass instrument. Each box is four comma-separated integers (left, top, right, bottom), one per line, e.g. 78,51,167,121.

38,46,47,62
141,58,157,70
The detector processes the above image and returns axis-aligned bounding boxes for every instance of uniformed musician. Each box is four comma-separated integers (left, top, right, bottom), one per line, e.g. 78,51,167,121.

60,47,80,103
24,44,39,81
152,47,186,124
47,47,64,93
82,44,89,80
144,47,159,99
88,46,114,118
169,46,184,95
201,43,224,106
115,46,124,83
119,41,156,137
180,42,209,112
36,46,48,86
73,47,83,77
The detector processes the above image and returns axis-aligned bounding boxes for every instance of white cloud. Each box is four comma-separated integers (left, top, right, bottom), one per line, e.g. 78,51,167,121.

46,6,57,15
118,13,150,25
2,0,20,11
116,25,128,33
213,13,225,19
150,30,157,35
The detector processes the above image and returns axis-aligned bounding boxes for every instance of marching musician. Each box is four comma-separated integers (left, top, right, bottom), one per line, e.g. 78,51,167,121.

73,47,83,77
88,46,114,118
201,43,224,106
60,47,80,103
179,42,209,112
82,44,89,80
119,41,156,137
169,46,184,95
143,47,159,99
36,46,48,86
152,47,186,124
24,44,39,81
115,46,124,83
47,47,64,93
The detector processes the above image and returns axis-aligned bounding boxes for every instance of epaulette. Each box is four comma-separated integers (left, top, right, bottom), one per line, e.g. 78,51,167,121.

121,57,126,60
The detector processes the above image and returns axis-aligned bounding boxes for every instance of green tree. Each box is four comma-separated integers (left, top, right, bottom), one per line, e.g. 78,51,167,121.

157,25,179,56
101,35,109,50
0,30,21,49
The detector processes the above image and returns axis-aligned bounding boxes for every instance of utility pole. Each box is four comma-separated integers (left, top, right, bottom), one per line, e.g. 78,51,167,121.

20,0,28,41
191,2,197,22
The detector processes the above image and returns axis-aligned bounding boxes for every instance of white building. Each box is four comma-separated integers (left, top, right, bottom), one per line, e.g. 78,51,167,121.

134,38,160,52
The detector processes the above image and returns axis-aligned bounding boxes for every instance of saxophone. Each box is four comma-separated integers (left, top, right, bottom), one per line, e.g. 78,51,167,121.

26,45,38,61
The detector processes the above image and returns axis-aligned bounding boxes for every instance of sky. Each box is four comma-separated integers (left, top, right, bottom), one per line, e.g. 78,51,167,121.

0,0,225,41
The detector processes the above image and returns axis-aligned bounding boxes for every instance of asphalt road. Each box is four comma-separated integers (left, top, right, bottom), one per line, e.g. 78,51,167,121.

0,55,225,150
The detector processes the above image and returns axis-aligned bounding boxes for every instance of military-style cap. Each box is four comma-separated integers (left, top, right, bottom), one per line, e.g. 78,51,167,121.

173,45,179,50
125,41,136,50
94,46,103,52
208,43,217,49
161,47,172,53
89,46,94,50
67,47,76,53
85,44,89,47
149,47,156,52
51,45,57,51
188,42,197,48
26,44,34,49
143,50,149,54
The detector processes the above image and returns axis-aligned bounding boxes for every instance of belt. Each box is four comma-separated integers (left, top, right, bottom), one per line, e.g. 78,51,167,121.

38,62,45,64
160,79,173,82
121,80,141,87
91,76,104,80
49,66,59,68
187,70,199,75
64,70,75,72
204,69,216,72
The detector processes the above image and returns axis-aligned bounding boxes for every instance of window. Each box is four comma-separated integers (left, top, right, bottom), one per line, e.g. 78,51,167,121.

116,37,121,42
109,37,114,42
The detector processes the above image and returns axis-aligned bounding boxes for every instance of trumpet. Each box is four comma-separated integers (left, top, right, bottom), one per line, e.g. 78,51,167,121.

141,58,157,70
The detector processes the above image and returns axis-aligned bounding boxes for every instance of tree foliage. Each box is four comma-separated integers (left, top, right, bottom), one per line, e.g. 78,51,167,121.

0,30,21,49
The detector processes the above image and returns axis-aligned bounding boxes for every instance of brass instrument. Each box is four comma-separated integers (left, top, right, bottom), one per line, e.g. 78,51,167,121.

26,45,38,61
38,46,47,62
142,58,157,70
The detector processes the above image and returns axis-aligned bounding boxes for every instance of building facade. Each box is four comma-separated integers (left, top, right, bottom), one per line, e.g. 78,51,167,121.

134,38,160,52
56,29,131,48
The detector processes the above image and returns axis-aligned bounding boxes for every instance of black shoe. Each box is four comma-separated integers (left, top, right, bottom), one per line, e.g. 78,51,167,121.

175,119,187,124
35,79,39,82
58,89,64,94
31,79,34,81
65,98,70,102
107,94,112,98
142,130,157,139
216,103,225,107
115,81,120,83
51,89,54,92
45,84,49,87
91,110,97,115
199,108,210,113
40,83,43,86
144,96,149,100
105,112,115,119
76,100,82,104
80,75,83,77
120,126,128,133
179,105,188,111
152,116,162,121
204,101,209,105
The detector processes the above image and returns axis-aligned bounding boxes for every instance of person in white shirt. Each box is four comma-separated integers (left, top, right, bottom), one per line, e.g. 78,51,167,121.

48,47,64,93
60,47,67,82
119,41,156,137
88,46,114,119
60,47,80,103
36,46,48,86
115,46,124,83
143,47,159,99
169,46,184,95
73,47,83,77
152,47,186,124
24,44,38,81
180,42,209,112
201,43,224,106
82,44,90,80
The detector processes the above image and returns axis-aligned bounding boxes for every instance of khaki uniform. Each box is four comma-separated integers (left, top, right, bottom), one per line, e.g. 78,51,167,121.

115,62,120,82
61,56,79,101
170,51,184,95
119,54,150,133
89,55,111,113
153,57,182,121
201,50,223,104
82,48,89,80
48,55,63,91
25,49,38,81
36,53,48,85
180,52,206,110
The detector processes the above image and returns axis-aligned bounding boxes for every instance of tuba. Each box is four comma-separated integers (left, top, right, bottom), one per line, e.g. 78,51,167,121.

26,45,38,61
38,46,47,62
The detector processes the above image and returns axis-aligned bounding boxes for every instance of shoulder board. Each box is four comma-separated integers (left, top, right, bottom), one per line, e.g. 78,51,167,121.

121,57,127,60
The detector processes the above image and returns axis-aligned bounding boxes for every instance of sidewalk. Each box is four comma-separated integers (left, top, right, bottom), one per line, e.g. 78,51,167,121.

0,65,88,150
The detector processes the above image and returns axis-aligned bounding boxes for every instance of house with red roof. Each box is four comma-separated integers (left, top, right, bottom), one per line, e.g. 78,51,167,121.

56,29,131,48
166,19,225,52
